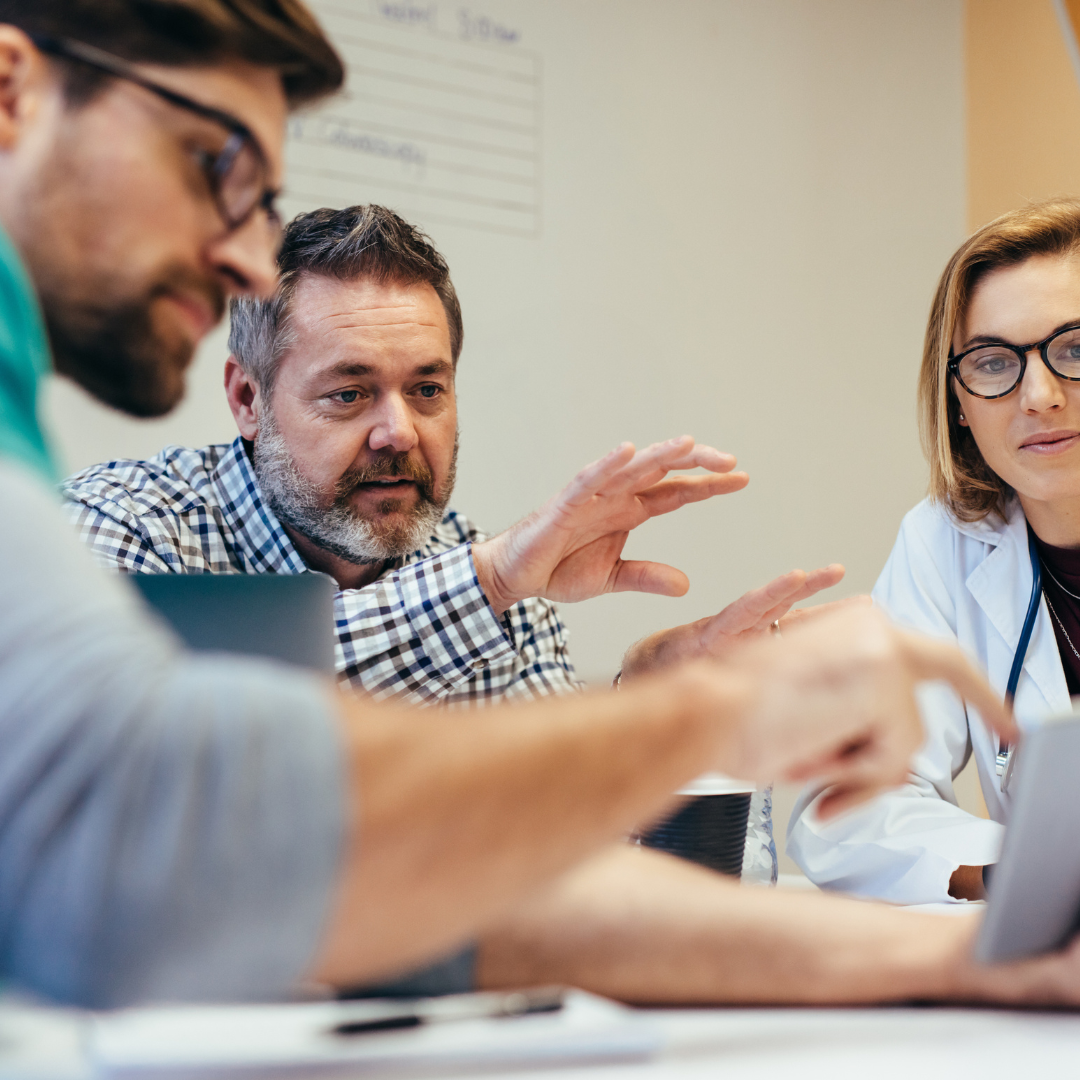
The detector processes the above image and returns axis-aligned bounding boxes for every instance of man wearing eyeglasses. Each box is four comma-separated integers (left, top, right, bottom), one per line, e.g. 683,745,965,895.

3,0,1080,1016
19,30,288,422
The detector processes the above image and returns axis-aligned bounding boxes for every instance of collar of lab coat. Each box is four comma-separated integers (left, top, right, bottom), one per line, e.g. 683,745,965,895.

956,497,1069,719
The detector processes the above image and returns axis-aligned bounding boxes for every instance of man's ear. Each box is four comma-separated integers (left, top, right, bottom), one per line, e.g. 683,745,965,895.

224,355,262,440
0,28,55,153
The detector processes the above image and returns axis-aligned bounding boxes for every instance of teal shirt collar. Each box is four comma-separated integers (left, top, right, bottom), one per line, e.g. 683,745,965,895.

0,225,56,482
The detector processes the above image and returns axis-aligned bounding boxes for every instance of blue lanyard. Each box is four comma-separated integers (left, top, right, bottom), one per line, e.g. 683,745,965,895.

997,530,1042,786
1007,530,1043,702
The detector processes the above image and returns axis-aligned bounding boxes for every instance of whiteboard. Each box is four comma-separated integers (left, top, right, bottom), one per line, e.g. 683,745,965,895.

286,2,541,236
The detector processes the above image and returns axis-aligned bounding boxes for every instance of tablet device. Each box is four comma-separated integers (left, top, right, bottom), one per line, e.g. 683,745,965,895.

129,572,336,675
975,710,1080,963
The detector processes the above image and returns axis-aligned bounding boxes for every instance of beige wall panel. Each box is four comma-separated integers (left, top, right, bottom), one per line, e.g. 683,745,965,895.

43,1,966,695
967,0,1080,229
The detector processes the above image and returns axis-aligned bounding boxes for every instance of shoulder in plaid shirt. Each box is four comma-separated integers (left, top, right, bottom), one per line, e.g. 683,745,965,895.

61,436,581,707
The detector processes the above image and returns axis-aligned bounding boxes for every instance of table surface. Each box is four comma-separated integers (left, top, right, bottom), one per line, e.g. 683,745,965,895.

478,1004,1080,1080
6,994,1080,1080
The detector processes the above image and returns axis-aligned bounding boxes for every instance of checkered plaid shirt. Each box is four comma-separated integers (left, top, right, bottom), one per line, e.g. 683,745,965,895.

61,437,581,707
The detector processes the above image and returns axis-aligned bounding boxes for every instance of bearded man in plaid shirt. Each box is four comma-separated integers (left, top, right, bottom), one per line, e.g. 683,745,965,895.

62,204,843,880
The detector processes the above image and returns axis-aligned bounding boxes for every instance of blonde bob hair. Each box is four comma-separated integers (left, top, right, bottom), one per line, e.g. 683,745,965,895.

921,197,1080,521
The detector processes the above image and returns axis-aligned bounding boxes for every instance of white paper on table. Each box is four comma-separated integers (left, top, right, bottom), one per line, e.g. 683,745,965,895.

89,990,662,1079
0,997,91,1080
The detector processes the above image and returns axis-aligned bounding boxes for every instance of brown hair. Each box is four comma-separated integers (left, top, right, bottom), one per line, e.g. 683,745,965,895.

0,0,343,108
921,197,1080,521
229,204,464,396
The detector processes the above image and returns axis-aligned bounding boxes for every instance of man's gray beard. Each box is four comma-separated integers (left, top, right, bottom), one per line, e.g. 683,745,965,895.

253,411,456,565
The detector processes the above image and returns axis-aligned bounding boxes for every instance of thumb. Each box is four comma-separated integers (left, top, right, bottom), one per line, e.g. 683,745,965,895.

612,560,689,597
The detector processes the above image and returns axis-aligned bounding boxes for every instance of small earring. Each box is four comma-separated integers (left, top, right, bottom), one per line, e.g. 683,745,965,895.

958,413,965,421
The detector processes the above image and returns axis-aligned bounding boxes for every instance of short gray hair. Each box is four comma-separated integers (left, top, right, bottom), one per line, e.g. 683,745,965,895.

228,205,464,395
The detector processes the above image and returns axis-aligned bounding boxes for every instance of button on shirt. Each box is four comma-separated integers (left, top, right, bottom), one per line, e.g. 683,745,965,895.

62,438,581,707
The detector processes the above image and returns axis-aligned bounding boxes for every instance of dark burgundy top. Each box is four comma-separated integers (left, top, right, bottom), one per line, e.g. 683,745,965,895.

1032,529,1080,696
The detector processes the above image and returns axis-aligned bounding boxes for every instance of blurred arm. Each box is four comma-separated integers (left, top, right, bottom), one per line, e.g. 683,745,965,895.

308,669,731,986
476,845,963,1005
475,844,1080,1008
310,604,1012,987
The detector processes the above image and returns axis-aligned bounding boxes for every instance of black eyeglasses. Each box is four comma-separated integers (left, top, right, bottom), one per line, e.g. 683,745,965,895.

948,324,1080,399
31,35,282,242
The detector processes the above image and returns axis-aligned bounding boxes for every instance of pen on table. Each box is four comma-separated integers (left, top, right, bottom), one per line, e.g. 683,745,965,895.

331,986,566,1036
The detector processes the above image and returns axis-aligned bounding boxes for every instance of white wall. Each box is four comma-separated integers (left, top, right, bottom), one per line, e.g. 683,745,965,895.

43,1,967,856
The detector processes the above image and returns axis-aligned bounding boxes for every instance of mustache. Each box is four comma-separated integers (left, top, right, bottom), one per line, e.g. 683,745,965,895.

149,269,226,326
334,453,436,500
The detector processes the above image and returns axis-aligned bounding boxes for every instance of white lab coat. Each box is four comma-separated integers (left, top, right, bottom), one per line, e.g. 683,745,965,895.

787,495,1071,904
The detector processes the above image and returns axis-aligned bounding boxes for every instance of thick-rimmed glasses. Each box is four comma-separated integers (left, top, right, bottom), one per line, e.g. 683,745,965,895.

31,34,282,243
948,324,1080,399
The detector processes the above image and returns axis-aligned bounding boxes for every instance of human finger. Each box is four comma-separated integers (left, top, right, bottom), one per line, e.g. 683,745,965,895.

789,563,846,601
610,560,690,597
622,444,741,490
602,437,735,495
814,780,893,820
587,439,689,498
748,574,850,631
898,629,1017,741
558,442,637,508
759,565,845,617
704,570,812,635
970,931,1080,1006
633,472,750,514
777,594,871,631
655,444,741,474
742,608,926,782
751,569,812,607
783,717,918,818
780,715,907,784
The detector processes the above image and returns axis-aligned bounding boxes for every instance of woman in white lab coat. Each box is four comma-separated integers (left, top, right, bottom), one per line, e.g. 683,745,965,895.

788,198,1080,905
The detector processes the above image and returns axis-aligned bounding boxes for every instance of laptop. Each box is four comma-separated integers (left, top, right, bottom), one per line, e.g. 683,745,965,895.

129,572,336,675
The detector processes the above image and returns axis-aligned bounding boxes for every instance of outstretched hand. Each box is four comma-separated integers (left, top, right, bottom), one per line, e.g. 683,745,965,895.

709,604,1016,820
699,565,851,644
622,564,861,677
472,436,747,614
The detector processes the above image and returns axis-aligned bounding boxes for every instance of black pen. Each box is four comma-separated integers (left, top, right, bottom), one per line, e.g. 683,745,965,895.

331,986,565,1037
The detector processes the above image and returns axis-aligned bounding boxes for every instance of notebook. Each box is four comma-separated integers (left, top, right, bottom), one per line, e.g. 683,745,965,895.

89,991,661,1078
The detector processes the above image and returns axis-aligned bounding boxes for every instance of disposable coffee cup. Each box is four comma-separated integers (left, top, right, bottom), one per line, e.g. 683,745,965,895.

638,774,756,878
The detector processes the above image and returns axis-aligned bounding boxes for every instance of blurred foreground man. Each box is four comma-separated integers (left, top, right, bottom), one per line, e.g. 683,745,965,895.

1,0,1080,1012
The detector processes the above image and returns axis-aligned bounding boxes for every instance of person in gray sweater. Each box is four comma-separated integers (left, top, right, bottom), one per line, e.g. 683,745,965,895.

2,0,1080,1013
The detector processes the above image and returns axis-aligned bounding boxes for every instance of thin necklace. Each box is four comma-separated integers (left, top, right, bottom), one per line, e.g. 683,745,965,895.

1045,593,1080,662
1043,562,1080,602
